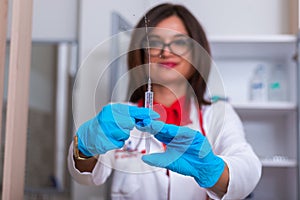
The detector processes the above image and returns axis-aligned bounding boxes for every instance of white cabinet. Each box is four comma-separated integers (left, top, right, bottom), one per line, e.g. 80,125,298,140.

209,35,298,199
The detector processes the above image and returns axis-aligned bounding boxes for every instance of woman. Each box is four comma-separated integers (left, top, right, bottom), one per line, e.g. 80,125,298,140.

68,3,261,200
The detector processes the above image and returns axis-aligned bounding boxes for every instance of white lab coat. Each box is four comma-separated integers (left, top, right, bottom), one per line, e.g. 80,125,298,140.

68,101,262,200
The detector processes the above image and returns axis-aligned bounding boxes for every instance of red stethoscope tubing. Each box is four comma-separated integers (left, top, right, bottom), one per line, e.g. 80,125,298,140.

167,109,207,200
199,109,206,136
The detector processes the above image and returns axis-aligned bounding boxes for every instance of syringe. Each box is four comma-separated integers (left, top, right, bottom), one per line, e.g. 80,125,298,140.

145,78,153,109
143,14,153,154
144,78,153,153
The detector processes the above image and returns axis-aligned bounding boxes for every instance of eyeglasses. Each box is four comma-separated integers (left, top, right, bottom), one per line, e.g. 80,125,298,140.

142,37,192,57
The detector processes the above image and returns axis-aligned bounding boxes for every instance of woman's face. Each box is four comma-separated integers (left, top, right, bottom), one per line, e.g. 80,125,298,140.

147,15,194,86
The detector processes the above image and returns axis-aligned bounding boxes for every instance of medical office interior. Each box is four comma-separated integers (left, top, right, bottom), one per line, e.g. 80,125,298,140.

1,0,300,199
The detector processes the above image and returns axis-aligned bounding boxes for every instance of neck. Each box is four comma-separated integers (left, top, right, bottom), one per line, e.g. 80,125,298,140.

153,83,187,107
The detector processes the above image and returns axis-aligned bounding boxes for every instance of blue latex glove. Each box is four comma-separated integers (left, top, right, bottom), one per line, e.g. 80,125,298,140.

76,103,160,157
137,120,225,188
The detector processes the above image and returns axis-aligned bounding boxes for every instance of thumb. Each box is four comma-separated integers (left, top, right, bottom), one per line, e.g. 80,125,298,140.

129,106,160,120
142,152,172,168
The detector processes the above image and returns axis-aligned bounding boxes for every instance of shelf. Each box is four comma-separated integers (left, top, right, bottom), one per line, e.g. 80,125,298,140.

205,28,298,200
234,102,297,116
261,157,297,168
209,34,296,59
208,34,296,43
233,102,297,111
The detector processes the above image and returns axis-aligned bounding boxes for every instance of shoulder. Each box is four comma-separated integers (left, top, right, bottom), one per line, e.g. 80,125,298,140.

203,101,238,121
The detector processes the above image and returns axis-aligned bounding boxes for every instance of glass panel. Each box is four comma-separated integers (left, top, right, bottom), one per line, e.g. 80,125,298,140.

108,12,132,102
1,42,75,199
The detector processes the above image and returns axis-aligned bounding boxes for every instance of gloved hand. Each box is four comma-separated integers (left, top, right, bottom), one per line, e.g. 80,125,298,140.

137,120,225,188
76,103,160,157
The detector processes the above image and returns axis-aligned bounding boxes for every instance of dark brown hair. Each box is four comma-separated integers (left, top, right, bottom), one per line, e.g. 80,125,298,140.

127,3,212,108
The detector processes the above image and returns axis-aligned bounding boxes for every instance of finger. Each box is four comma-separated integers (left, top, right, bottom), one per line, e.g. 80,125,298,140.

135,120,175,144
135,118,152,128
142,153,170,168
150,120,165,132
106,127,131,142
151,121,179,143
110,139,126,149
89,117,129,152
142,150,182,169
108,104,160,129
102,104,136,129
135,119,164,134
129,106,160,119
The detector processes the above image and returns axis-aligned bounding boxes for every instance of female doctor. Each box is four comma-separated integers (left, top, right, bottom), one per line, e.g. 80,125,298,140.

68,3,262,200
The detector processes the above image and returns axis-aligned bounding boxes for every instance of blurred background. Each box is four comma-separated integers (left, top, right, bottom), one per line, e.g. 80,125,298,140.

1,0,299,199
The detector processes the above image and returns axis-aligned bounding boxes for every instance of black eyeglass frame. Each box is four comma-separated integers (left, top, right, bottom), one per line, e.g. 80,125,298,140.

141,37,193,57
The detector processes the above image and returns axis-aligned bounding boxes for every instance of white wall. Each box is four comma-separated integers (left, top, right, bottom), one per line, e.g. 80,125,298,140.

7,0,79,42
149,0,294,35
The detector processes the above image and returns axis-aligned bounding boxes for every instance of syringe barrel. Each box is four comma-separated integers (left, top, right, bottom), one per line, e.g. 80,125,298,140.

144,90,153,154
145,91,153,109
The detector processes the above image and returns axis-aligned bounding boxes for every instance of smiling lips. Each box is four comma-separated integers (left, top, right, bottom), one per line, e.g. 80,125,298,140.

160,62,177,68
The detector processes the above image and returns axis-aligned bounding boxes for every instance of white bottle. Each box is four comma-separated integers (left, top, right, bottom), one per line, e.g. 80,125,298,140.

268,64,287,102
249,64,268,102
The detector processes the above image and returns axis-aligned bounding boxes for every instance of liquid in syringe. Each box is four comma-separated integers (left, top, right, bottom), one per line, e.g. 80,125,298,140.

145,78,153,109
144,78,153,154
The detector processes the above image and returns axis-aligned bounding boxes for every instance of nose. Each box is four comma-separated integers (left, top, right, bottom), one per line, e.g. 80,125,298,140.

159,44,173,57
